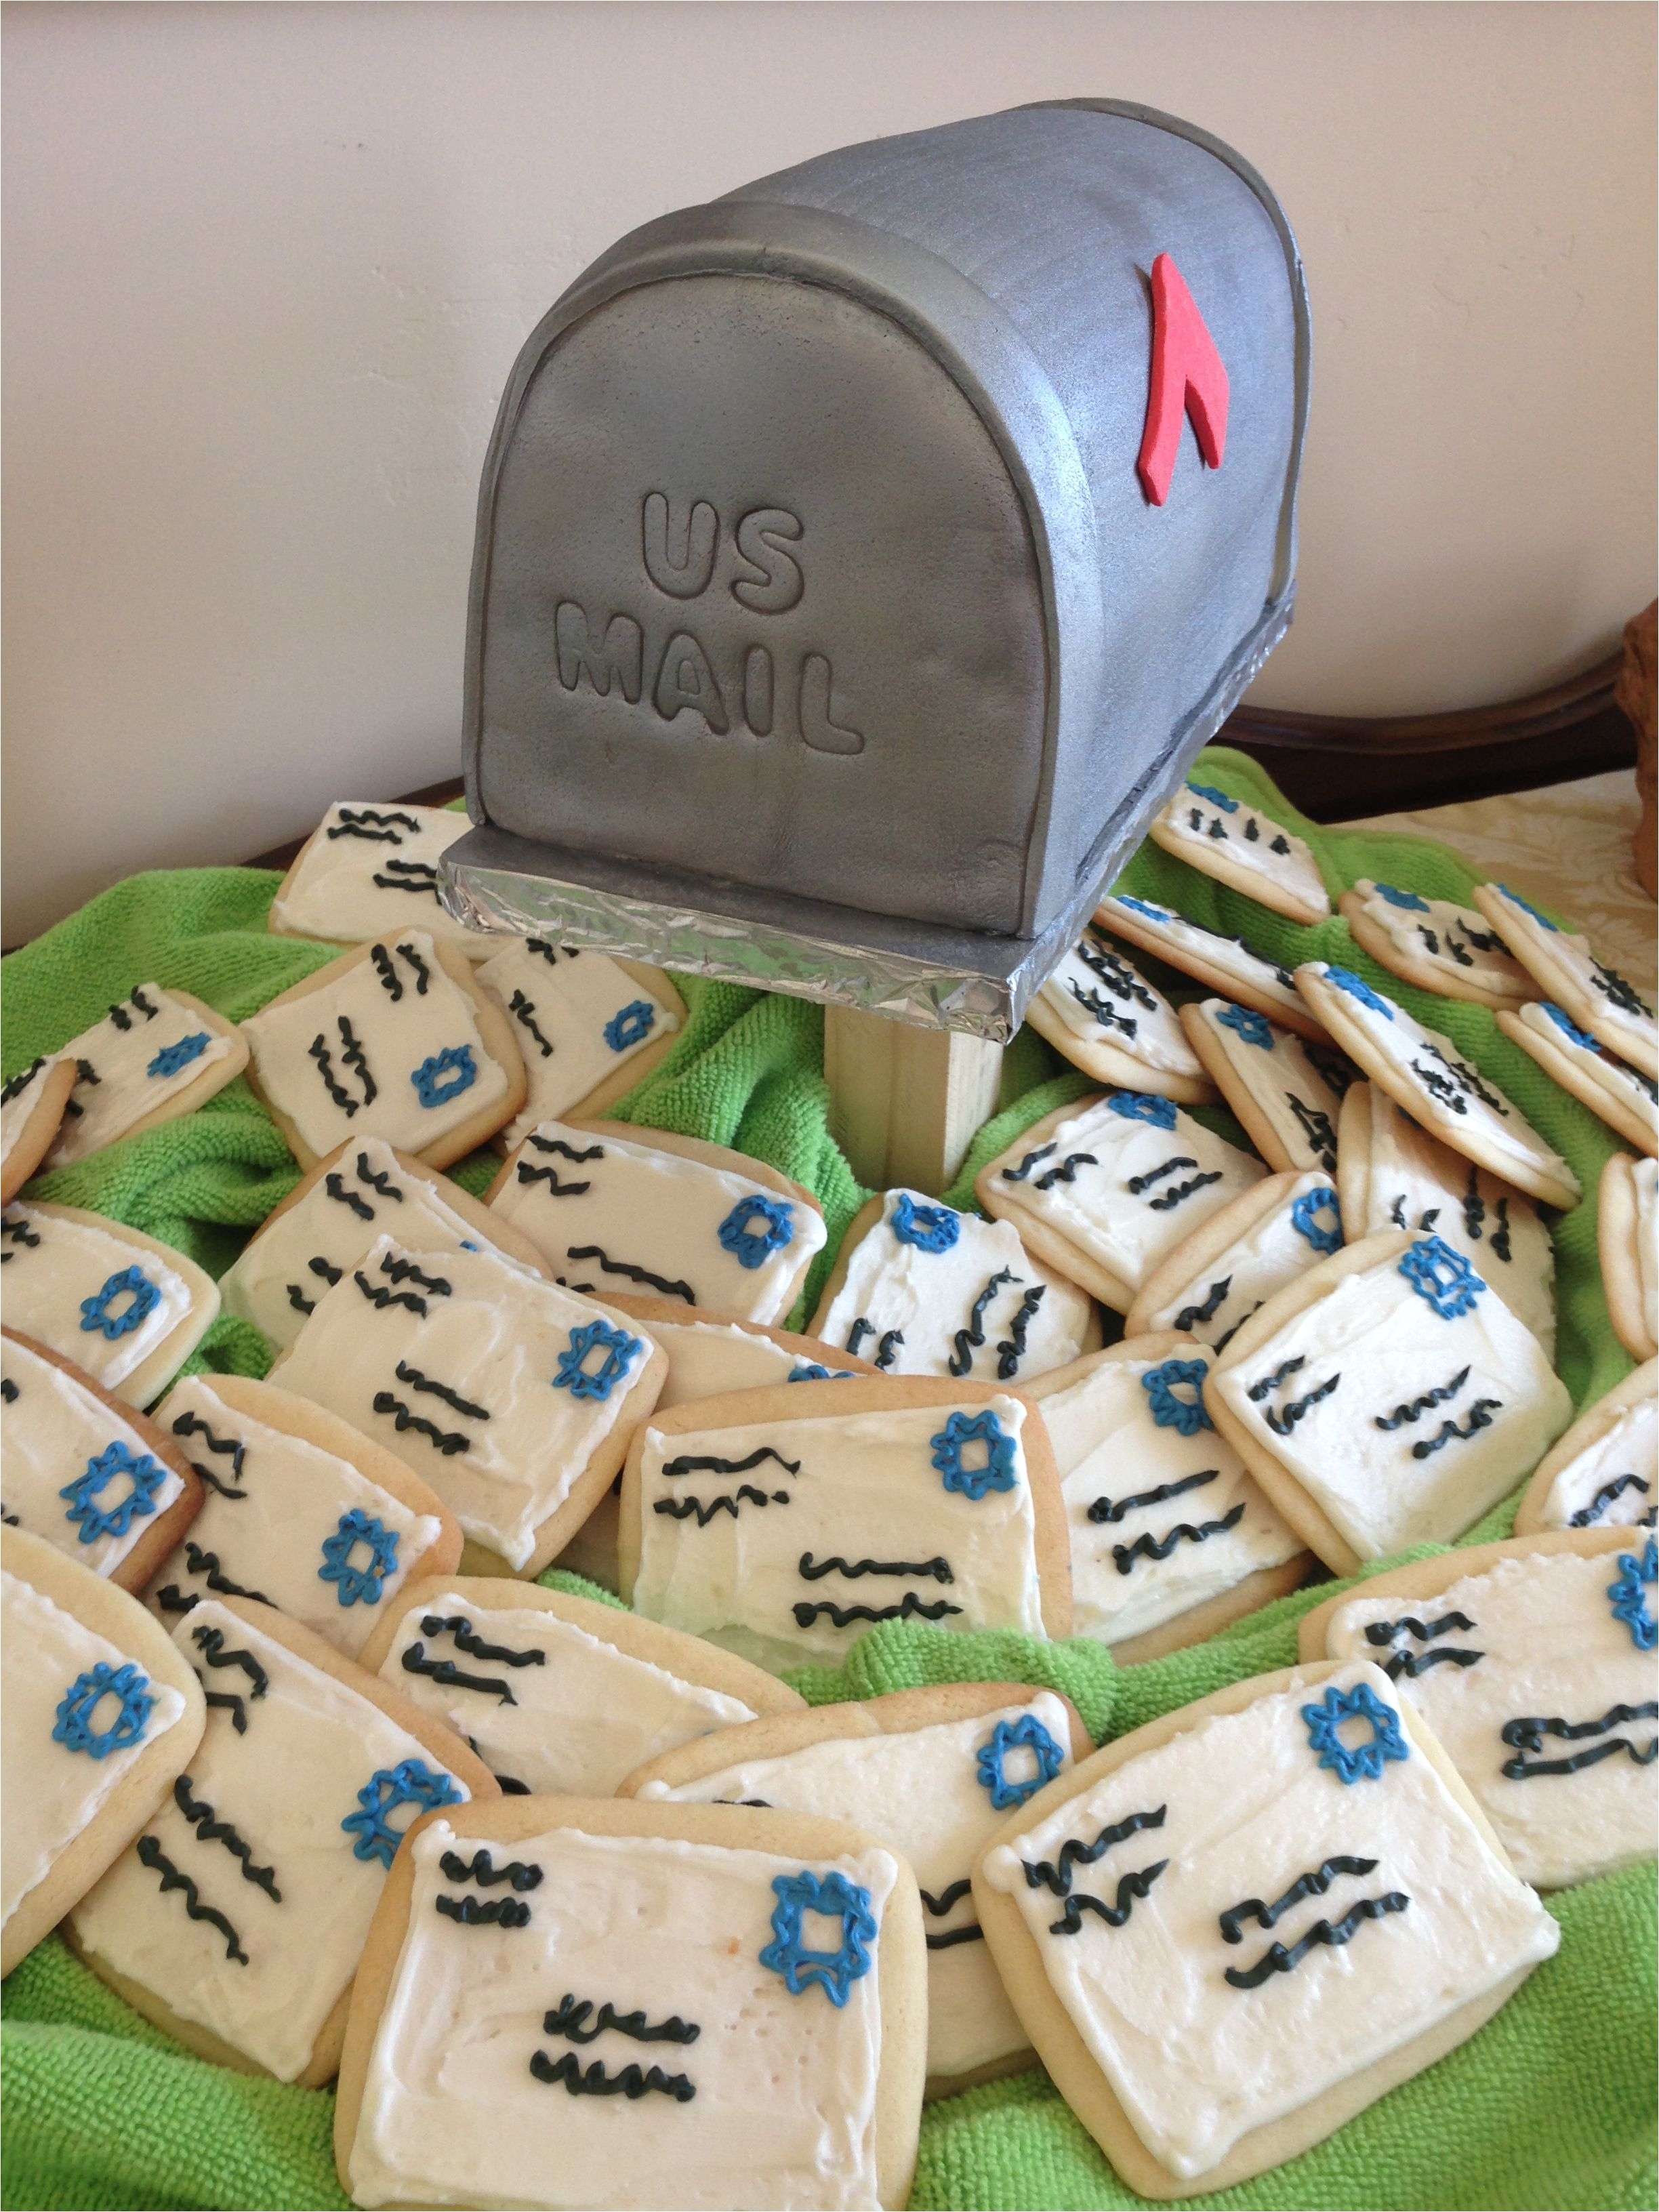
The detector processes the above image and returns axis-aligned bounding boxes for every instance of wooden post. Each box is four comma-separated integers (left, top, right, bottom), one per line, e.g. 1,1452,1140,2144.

823,1006,1005,1197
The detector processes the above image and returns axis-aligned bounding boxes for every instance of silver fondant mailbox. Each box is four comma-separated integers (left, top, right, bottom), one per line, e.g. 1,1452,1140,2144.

447,98,1309,1038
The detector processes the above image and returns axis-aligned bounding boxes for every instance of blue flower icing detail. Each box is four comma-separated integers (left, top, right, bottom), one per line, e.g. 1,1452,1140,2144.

54,1662,155,1759
931,1409,1019,1500
1541,1002,1599,1051
1115,897,1174,924
60,1441,167,1543
1301,1683,1410,1784
1608,1538,1657,1650
976,1715,1065,1810
890,1193,961,1252
1187,781,1240,814
1372,883,1429,913
1398,1234,1485,1319
342,1758,462,1868
410,1046,477,1109
79,1267,160,1340
146,1031,211,1079
718,1193,796,1269
1108,1092,1178,1130
1498,884,1559,931
1216,1004,1274,1050
552,1318,641,1402
318,1510,401,1607
758,1870,878,2006
602,1000,657,1052
1141,1357,1212,1435
787,1363,854,1382
1323,968,1394,1019
1290,1185,1343,1256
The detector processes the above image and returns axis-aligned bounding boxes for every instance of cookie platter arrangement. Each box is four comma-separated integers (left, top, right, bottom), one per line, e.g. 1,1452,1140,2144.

3,100,1656,2212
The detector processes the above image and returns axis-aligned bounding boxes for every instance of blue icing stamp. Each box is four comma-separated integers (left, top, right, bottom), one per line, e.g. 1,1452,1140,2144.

1608,1538,1657,1651
1187,781,1240,813
79,1267,160,1341
54,1661,155,1759
318,1510,402,1607
890,1193,960,1252
1542,1002,1599,1051
718,1193,796,1270
1498,884,1559,931
552,1318,641,1402
1372,883,1429,913
1141,1357,1212,1434
931,1408,1019,1500
60,1441,167,1544
758,1869,878,2006
1108,1092,1178,1130
602,1000,657,1052
1323,968,1394,1019
342,1758,462,1868
1301,1682,1410,1784
787,1364,854,1382
1398,1234,1485,1319
1217,1004,1274,1050
1290,1185,1343,1255
1116,897,1174,924
976,1714,1065,1811
410,1046,478,1109
146,1031,211,1080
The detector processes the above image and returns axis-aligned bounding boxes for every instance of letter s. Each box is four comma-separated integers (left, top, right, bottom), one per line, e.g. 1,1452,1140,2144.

731,508,804,615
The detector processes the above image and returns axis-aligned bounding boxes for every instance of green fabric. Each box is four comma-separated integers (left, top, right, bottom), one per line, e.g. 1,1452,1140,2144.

2,749,1650,2210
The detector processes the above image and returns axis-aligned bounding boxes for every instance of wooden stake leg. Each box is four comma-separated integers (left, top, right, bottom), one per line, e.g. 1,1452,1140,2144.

823,1006,1004,1197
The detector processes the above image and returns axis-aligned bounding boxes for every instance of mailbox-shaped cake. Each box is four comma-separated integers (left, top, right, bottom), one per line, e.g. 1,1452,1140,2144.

448,98,1309,1035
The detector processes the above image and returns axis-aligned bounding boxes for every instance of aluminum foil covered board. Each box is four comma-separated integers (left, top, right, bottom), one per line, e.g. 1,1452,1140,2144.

449,99,1309,1038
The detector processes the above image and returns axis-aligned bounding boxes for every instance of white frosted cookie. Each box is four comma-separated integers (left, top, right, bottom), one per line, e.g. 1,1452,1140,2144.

1,1331,201,1589
1498,1000,1658,1158
972,1659,1558,2194
621,1377,1070,1675
476,941,685,1145
43,986,247,1170
810,1189,1097,1380
240,933,526,1170
357,1576,800,1799
1147,779,1330,924
1337,881,1537,1009
272,1235,664,1574
1,1202,220,1405
977,1091,1265,1313
218,1136,546,1355
1021,1340,1310,1660
1126,1170,1345,1355
1472,881,1658,1079
1209,1229,1572,1573
335,1799,925,2212
1,1056,78,1202
1516,1360,1658,1535
487,1118,825,1328
268,801,497,960
1025,929,1214,1103
620,1683,1090,2092
1179,998,1349,1174
1301,1532,1658,1889
2,1528,204,1975
70,1597,493,2083
1599,1152,1658,1364
144,1376,459,1658
1295,962,1579,1210
1336,1080,1556,1357
1094,892,1327,1043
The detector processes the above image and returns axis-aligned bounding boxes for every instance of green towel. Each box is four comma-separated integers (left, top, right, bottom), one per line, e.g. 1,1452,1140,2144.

2,750,1652,2211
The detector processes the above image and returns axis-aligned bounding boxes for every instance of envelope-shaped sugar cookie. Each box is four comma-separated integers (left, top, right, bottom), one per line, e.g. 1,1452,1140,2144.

1178,998,1349,1175
1471,881,1657,1078
1299,1531,1657,1888
1497,1001,1658,1158
1,1202,220,1405
1,1055,78,1202
973,1659,1558,2194
1515,1359,1656,1535
476,940,686,1144
1147,779,1330,924
1337,880,1536,1010
1125,1169,1343,1353
42,985,248,1170
1025,928,1215,1103
1093,894,1326,1042
268,800,499,959
621,1377,1069,1673
1600,1153,1658,1364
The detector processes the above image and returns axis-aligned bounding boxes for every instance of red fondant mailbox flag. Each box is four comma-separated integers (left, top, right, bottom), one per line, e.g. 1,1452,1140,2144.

1136,253,1230,507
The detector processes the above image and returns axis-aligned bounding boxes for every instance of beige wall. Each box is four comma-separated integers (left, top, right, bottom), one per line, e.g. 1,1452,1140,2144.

3,1,1654,941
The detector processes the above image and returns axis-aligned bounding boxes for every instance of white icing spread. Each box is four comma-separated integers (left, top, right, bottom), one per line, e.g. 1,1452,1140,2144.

1539,1395,1658,1532
274,1236,647,1570
1,1058,62,1177
647,1692,1073,2080
70,1598,471,2081
489,1119,825,1329
816,1189,1093,1380
143,1376,441,1657
1189,1000,1343,1174
1491,886,1657,1069
1139,1171,1339,1352
1633,1158,1658,1347
980,1660,1558,2179
647,1319,826,1410
347,1820,895,2211
1,1338,185,1574
987,1099,1264,1297
240,933,509,1159
1155,786,1328,915
1034,1351,1303,1644
1036,930,1205,1078
1513,1001,1658,1143
1212,1240,1572,1559
1,1205,197,1393
269,802,497,958
1096,896,1308,1023
1325,1551,1659,1887
633,1395,1048,1672
45,987,235,1169
381,1594,756,1795
476,943,682,1149
1,1568,188,1929
1351,882,1533,998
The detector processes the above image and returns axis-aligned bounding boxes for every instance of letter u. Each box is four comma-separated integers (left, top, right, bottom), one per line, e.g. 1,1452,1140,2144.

642,494,718,599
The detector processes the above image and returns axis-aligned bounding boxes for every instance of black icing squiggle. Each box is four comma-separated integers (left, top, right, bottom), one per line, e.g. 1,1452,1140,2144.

1410,1399,1502,1458
1382,1646,1483,1681
1126,1155,1197,1195
529,2051,695,2102
1001,1143,1057,1183
527,1134,605,1162
436,1894,531,1927
1374,1369,1471,1431
1022,1806,1166,1898
1500,1703,1659,1778
1570,1474,1652,1527
996,1286,1047,1378
1224,1892,1410,1989
798,1552,954,1582
792,1591,964,1629
1033,1153,1097,1191
323,1173,375,1222
1113,1502,1244,1574
661,1447,800,1479
371,1394,470,1455
401,1643,521,1704
136,1835,249,1963
439,1849,543,1890
654,1488,791,1525
1174,1276,1233,1333
1048,1861,1168,1936
564,1246,694,1304
517,1164,591,1197
874,1328,905,1371
190,1624,270,1698
949,1268,1016,1378
1147,1171,1223,1212
394,1361,491,1422
544,1994,700,2047
1263,1373,1341,1435
1248,1355,1304,1403
419,1616,546,1669
1219,1856,1378,1944
173,1776,281,1900
1088,1469,1216,1525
